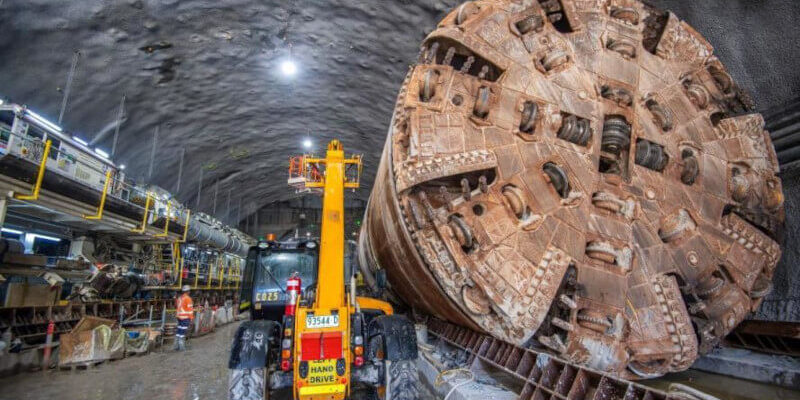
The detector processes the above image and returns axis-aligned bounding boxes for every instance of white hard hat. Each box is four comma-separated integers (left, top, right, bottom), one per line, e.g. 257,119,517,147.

182,285,191,292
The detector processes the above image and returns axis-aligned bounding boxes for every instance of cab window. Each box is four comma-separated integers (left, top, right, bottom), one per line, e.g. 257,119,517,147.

256,251,317,292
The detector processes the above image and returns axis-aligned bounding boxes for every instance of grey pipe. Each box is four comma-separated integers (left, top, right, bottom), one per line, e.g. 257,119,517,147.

186,214,249,256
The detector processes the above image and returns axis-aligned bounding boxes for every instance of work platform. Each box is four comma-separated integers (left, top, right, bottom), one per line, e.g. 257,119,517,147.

0,102,250,359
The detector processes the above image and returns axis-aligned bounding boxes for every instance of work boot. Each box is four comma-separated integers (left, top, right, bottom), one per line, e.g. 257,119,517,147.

175,337,186,351
172,338,181,351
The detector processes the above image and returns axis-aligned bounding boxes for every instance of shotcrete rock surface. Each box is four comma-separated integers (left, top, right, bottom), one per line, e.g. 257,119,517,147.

0,0,798,221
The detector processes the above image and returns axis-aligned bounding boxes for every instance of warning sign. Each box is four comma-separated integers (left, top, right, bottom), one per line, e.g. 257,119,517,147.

307,359,337,385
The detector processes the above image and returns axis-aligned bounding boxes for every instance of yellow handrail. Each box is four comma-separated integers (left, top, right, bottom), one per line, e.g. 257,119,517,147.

224,261,232,289
131,193,153,233
14,140,52,201
207,257,213,289
171,242,179,277
178,210,191,243
83,170,113,219
155,201,171,237
193,259,200,288
218,260,224,289
176,252,185,290
235,262,240,290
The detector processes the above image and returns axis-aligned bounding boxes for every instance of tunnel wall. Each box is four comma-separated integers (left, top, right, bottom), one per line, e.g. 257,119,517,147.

754,165,800,322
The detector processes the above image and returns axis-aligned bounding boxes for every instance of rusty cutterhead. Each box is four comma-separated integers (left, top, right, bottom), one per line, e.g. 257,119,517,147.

360,0,784,379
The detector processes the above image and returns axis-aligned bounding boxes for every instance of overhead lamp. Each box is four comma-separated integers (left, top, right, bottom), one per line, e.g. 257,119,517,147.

0,99,4,106
73,136,89,146
94,148,110,158
26,109,62,132
1,228,23,235
303,138,312,149
119,164,126,170
281,60,297,76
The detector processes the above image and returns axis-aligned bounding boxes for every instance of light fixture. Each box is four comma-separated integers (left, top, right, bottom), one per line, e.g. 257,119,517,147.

30,233,61,242
303,138,312,149
26,109,62,132
94,148,110,158
119,164,126,170
73,136,89,146
1,228,23,235
281,60,297,76
0,99,4,106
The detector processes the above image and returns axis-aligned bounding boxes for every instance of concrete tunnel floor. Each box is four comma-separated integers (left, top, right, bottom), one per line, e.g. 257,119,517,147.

0,321,436,400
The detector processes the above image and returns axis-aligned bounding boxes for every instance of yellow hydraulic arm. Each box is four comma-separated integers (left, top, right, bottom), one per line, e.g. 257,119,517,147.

292,140,361,309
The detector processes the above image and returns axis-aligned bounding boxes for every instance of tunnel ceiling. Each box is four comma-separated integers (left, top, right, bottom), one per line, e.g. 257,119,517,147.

1,0,798,225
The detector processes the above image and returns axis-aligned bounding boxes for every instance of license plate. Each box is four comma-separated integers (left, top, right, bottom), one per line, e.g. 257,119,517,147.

306,314,339,329
307,359,338,385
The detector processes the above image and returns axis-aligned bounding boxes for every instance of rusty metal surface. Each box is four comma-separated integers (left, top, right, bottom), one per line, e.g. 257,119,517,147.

360,0,786,378
426,317,677,400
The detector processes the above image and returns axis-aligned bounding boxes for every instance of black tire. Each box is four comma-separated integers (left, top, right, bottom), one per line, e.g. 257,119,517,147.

228,368,267,400
387,359,419,400
228,320,278,400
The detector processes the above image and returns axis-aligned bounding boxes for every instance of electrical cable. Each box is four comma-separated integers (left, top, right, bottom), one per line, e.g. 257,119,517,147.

435,368,474,400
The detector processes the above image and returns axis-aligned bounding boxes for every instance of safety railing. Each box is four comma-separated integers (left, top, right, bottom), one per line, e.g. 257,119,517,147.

172,249,242,290
0,126,192,234
290,152,363,189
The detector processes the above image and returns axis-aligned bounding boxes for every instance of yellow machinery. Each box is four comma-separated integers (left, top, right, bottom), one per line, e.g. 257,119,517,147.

229,140,419,400
291,140,360,399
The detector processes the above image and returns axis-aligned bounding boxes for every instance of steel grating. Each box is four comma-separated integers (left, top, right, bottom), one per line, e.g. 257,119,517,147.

426,318,676,400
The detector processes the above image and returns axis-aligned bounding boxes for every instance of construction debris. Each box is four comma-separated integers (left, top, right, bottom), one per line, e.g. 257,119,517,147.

58,317,125,367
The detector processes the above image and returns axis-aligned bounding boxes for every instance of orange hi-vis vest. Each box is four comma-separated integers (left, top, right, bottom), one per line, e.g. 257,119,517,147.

177,294,194,320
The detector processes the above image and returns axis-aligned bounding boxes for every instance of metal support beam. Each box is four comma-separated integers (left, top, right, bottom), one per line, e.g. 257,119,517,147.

111,94,125,156
58,51,80,125
196,168,203,210
237,197,242,227
212,179,219,216
148,125,159,180
226,188,231,224
176,147,185,194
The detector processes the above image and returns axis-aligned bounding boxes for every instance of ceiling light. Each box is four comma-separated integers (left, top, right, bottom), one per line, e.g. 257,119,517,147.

30,233,61,242
94,148,110,158
119,164,126,170
26,109,62,132
73,136,89,146
303,139,312,148
281,60,297,76
1,228,22,235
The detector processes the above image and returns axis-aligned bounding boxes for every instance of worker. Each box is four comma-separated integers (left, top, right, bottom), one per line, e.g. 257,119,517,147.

174,285,194,351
